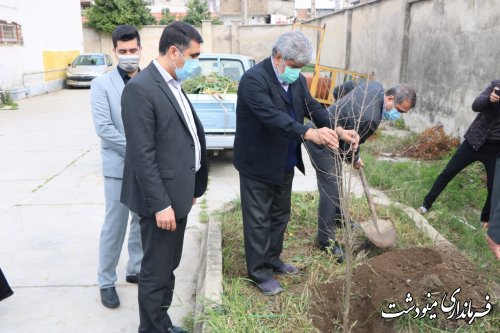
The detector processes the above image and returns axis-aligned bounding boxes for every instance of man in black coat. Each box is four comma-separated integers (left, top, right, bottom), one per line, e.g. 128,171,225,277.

305,81,416,258
233,31,359,296
120,22,207,333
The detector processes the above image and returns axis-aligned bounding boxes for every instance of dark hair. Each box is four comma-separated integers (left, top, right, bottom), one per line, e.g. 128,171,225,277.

159,21,203,55
385,84,417,108
112,25,141,48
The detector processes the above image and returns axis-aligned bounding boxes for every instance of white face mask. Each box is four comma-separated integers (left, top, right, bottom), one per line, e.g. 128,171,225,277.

117,54,140,72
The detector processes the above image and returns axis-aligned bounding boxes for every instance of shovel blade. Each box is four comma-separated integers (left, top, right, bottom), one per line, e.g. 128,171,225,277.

360,218,397,248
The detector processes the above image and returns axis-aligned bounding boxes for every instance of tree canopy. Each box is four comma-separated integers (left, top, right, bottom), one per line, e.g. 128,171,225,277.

85,0,155,33
182,0,210,26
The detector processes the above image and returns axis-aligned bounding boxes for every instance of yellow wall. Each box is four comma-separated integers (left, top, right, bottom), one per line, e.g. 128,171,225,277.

43,50,80,81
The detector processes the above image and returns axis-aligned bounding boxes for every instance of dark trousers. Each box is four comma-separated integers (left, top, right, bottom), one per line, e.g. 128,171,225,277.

0,268,13,302
240,172,294,283
305,140,343,246
138,215,187,333
423,140,500,222
487,154,500,243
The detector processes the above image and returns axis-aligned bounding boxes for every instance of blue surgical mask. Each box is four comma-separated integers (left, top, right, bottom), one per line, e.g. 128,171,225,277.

383,108,402,121
279,59,301,84
173,48,200,81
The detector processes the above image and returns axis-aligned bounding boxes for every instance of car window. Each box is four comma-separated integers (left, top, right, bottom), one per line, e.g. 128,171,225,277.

73,55,105,66
198,58,219,77
220,59,245,81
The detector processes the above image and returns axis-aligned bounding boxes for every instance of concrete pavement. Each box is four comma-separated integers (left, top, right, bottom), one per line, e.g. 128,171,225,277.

0,89,205,333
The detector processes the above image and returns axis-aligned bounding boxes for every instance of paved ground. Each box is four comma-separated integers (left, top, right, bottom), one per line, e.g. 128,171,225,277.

0,89,205,333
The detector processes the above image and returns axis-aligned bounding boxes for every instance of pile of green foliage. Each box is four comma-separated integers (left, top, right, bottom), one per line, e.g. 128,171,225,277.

182,73,238,94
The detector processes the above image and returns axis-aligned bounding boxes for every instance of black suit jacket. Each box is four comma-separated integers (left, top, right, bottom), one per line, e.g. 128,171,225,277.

233,57,333,185
120,61,208,218
329,80,385,162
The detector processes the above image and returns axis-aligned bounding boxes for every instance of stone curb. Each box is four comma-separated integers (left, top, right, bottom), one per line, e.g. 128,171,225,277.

193,214,223,333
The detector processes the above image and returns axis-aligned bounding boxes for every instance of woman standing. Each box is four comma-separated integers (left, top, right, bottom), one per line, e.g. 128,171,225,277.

418,80,500,228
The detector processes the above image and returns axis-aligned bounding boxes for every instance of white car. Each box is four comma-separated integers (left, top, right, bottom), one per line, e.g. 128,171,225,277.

66,53,113,88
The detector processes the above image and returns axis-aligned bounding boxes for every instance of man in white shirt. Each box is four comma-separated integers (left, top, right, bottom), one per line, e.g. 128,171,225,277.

120,22,208,333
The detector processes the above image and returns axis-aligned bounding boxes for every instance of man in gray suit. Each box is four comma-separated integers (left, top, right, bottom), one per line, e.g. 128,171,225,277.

90,25,143,309
305,81,416,261
121,22,208,333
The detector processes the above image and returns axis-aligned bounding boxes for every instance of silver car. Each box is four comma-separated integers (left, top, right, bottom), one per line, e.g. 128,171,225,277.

66,53,113,88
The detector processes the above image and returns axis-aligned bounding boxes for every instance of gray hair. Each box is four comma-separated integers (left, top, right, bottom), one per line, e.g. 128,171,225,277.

385,84,417,107
271,31,313,65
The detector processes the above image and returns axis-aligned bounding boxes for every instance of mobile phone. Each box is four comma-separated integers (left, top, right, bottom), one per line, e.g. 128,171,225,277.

494,87,500,95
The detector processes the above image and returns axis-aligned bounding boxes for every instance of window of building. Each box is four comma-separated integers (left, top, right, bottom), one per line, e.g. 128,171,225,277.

0,21,22,45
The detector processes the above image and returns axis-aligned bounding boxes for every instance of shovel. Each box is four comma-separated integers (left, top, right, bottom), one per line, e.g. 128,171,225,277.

358,167,397,248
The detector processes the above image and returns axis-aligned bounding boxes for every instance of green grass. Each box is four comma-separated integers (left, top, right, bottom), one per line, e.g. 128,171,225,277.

197,135,500,331
361,133,499,281
198,194,469,332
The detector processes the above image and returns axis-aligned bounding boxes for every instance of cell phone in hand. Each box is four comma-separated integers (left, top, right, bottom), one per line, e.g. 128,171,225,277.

494,87,500,95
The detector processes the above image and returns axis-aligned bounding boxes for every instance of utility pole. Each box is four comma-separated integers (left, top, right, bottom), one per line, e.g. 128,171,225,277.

241,0,248,24
311,0,316,18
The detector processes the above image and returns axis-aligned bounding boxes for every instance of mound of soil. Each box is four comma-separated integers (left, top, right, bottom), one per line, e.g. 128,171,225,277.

401,125,459,160
310,247,495,333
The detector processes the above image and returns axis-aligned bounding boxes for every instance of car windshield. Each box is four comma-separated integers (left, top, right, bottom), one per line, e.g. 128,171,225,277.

198,58,246,81
72,55,105,66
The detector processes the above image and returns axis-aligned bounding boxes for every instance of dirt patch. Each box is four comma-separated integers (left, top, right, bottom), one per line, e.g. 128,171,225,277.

400,125,459,160
310,247,494,333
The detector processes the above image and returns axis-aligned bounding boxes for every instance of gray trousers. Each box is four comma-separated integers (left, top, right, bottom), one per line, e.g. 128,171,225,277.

305,140,343,246
98,176,142,289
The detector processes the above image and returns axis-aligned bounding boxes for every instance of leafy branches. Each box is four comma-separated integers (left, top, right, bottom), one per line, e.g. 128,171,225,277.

85,0,155,33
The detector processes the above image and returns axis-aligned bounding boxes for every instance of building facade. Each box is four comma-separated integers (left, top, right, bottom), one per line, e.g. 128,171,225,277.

0,0,84,100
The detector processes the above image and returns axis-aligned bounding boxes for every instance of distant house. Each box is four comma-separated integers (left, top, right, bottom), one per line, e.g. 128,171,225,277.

0,0,83,100
217,0,295,25
146,0,189,21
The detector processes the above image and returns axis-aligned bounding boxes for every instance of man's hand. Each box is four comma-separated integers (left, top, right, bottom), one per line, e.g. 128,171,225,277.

155,207,176,231
304,127,339,150
336,127,360,151
353,159,365,169
490,88,500,103
486,234,500,260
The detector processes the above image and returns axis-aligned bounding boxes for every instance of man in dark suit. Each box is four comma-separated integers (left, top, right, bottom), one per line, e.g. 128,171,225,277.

233,31,360,296
120,22,207,333
305,81,416,259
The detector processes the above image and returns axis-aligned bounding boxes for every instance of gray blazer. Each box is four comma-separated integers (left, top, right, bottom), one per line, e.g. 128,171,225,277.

120,62,208,218
90,68,126,178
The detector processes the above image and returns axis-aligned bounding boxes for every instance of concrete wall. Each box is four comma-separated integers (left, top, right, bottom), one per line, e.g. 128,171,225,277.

404,0,500,136
0,0,83,99
311,0,500,136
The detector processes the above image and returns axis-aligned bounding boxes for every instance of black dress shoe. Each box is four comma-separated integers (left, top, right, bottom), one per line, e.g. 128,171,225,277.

166,326,188,333
100,287,120,308
316,239,344,263
126,274,139,284
332,242,344,264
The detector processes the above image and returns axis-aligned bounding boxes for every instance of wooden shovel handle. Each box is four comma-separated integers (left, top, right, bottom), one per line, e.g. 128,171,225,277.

359,167,380,231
